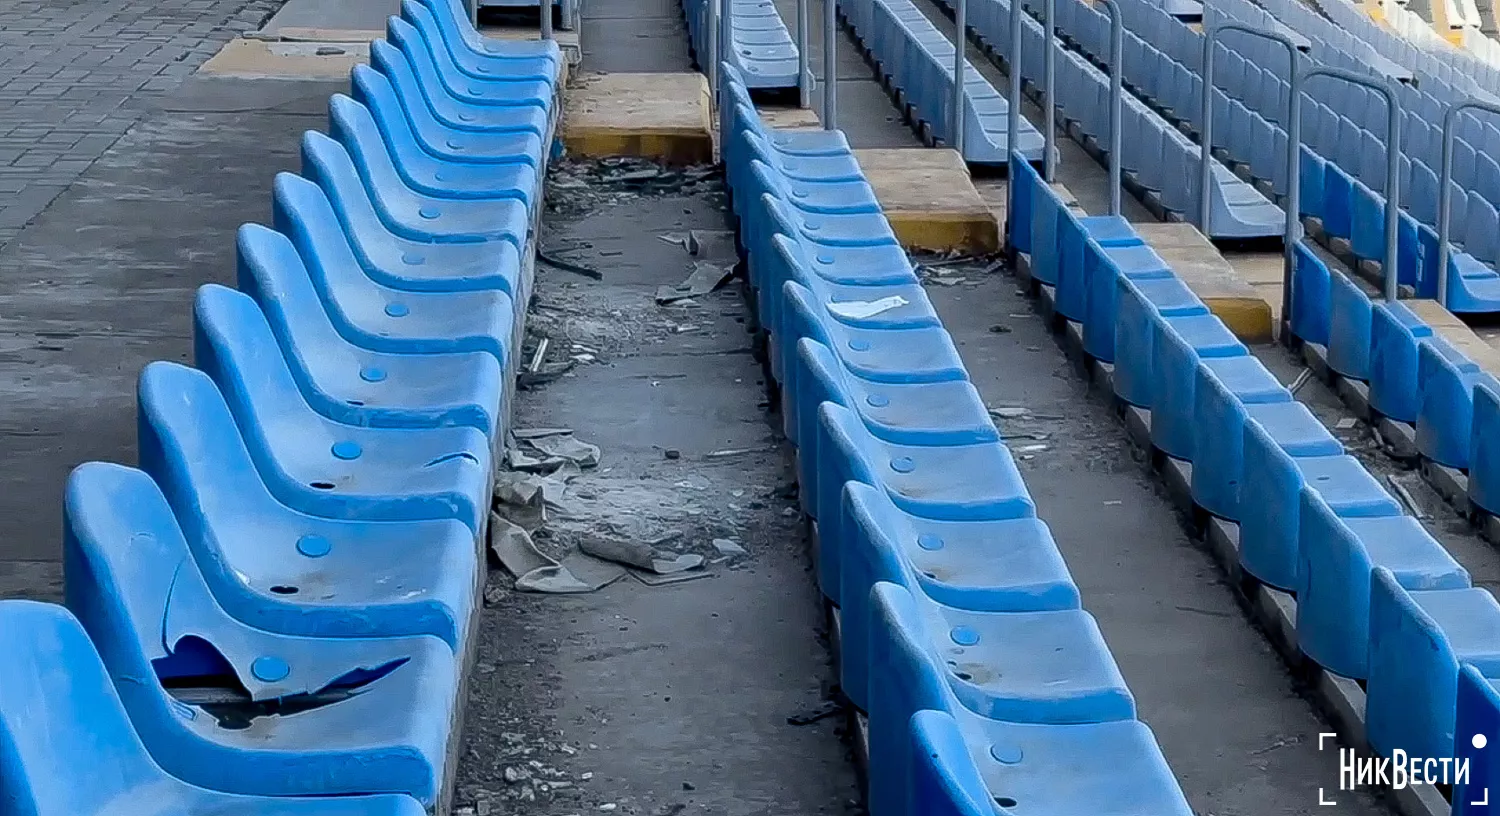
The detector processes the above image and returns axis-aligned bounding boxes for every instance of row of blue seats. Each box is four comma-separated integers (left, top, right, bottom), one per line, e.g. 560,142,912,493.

1182,0,1500,310
942,0,1282,238
0,2,564,814
1014,162,1500,812
1039,0,1500,316
837,0,1044,164
683,0,801,89
1290,244,1500,516
717,61,1195,816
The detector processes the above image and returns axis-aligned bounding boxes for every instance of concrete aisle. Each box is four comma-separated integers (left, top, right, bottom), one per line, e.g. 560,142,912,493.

925,269,1389,816
453,173,861,815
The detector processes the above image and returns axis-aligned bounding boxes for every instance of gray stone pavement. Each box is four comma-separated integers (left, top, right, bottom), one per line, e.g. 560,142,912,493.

0,0,283,245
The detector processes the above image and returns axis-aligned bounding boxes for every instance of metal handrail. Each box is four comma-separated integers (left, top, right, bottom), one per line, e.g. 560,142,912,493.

1290,66,1401,304
1436,100,1500,307
1098,0,1122,215
824,0,838,129
954,0,968,155
1198,23,1300,321
797,0,811,108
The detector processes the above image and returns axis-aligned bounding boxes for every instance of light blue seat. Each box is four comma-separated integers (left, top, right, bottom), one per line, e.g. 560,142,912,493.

1238,450,1400,592
302,131,529,247
0,599,428,816
838,483,1095,716
1466,377,1500,516
1057,215,1141,323
779,281,965,387
1455,664,1500,816
1367,300,1432,423
814,401,1034,603
370,39,550,136
1112,276,1208,405
1290,241,1332,346
744,151,879,215
328,94,541,205
1415,336,1484,469
141,316,480,648
1325,270,1373,381
272,171,525,295
1366,570,1500,762
242,220,517,368
63,463,459,806
386,16,551,109
1082,243,1174,362
1297,500,1467,680
403,0,561,83
867,582,1193,816
1149,314,1247,460
1190,369,1318,521
791,338,995,511
351,64,546,166
234,222,506,436
154,352,490,533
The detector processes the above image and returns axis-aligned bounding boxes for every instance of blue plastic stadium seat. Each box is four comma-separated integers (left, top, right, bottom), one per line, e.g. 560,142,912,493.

351,65,546,167
1290,241,1332,347
272,172,525,295
1057,216,1141,323
142,314,480,648
1326,270,1374,381
1467,378,1500,517
386,17,551,110
815,402,1034,603
369,39,550,136
791,338,996,512
867,582,1194,816
1082,243,1175,362
0,599,428,816
1415,337,1484,469
241,221,517,369
150,358,489,533
1367,570,1500,763
63,463,459,805
233,226,506,437
1112,276,1208,406
838,481,1079,711
1456,664,1500,816
1192,383,1331,521
1298,501,1467,680
301,131,529,246
1238,450,1399,592
1367,301,1432,423
1149,314,1248,460
328,95,541,206
402,0,562,83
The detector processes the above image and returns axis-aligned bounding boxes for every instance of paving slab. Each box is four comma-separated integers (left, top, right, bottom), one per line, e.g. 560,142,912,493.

563,72,715,163
854,147,999,251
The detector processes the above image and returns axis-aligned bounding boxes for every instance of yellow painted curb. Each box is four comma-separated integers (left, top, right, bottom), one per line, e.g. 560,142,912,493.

563,73,714,164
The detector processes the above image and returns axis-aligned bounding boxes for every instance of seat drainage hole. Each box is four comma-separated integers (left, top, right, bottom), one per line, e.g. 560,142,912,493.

953,670,973,681
310,481,336,490
995,797,1018,808
270,585,299,595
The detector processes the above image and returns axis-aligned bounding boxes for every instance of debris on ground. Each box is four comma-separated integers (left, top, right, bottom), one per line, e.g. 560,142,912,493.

687,229,737,259
511,428,602,470
826,295,908,319
538,248,603,280
1387,474,1431,520
786,700,842,726
579,536,705,575
711,538,747,556
1335,417,1359,430
655,261,735,304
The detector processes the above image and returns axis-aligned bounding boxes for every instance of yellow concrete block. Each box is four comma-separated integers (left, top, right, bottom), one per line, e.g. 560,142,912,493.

1408,299,1500,374
757,105,823,131
563,73,714,164
199,38,365,79
853,148,999,253
1136,223,1275,343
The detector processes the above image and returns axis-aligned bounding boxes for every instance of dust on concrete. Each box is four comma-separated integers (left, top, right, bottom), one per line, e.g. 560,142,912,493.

453,160,859,816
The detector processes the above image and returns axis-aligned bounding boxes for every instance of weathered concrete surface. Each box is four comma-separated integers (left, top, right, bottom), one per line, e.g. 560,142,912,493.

924,264,1387,816
455,182,860,815
0,0,285,247
0,75,335,588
